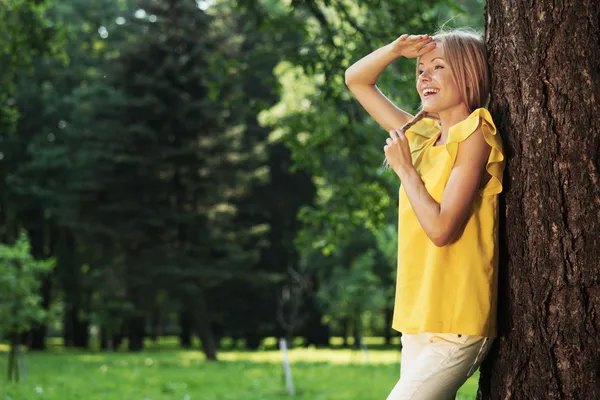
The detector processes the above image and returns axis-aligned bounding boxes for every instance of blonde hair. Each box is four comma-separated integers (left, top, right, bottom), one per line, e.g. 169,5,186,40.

383,28,489,168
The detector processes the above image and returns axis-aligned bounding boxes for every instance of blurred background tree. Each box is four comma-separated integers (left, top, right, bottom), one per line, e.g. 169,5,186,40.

0,232,55,381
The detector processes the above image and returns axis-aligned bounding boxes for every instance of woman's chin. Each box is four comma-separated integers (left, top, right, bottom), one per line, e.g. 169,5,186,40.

422,104,438,113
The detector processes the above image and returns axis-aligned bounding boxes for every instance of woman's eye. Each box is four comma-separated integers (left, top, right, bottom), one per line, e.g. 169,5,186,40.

435,65,444,69
418,70,423,74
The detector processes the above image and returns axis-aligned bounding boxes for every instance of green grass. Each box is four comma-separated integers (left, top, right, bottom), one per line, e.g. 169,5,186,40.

0,338,478,399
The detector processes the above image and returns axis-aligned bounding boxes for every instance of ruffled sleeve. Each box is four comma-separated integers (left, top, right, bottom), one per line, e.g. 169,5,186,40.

404,118,440,153
446,108,505,196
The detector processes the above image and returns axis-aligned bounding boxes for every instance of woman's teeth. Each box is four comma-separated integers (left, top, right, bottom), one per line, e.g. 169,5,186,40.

423,88,440,97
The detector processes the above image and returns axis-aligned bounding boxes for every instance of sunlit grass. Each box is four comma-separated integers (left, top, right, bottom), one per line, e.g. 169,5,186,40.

0,337,478,399
217,347,401,364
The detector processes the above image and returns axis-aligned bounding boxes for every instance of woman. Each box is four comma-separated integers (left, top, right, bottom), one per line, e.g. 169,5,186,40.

345,28,505,399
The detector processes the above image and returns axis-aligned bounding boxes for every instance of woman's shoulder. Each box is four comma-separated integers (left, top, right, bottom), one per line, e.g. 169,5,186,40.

448,108,505,196
448,108,498,144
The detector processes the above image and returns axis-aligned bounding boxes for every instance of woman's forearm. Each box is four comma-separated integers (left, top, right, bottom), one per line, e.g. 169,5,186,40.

396,166,447,246
344,43,401,86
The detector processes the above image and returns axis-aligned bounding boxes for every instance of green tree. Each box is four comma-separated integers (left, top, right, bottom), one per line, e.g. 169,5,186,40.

0,0,65,350
0,232,55,381
9,0,130,350
10,0,312,358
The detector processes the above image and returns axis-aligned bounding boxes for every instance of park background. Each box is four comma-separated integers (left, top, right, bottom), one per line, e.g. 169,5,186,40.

1,0,599,399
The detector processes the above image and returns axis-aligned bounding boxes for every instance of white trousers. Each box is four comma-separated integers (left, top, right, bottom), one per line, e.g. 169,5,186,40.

386,332,493,400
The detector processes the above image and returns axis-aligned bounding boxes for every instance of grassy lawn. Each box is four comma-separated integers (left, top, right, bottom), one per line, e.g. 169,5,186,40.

0,337,479,399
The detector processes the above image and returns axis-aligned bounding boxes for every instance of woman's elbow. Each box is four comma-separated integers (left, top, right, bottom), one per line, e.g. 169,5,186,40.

431,236,449,248
344,67,364,87
429,229,453,248
344,68,355,86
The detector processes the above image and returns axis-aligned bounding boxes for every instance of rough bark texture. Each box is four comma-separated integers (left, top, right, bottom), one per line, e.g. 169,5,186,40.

480,0,600,398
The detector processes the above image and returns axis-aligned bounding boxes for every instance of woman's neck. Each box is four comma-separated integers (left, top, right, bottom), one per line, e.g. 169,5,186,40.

436,104,471,144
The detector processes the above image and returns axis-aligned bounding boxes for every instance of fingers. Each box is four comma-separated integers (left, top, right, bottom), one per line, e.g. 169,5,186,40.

399,34,431,43
388,129,406,140
384,130,409,160
384,134,396,152
408,34,431,42
418,41,436,54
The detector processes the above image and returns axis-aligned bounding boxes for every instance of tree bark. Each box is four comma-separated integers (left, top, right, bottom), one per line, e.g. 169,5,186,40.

196,292,218,361
100,327,109,350
8,333,19,382
27,213,50,350
179,307,193,348
63,305,90,348
383,307,393,346
150,308,161,342
74,315,90,348
28,277,50,350
341,318,349,348
302,293,330,347
60,230,89,348
127,315,145,352
481,1,600,398
352,317,362,350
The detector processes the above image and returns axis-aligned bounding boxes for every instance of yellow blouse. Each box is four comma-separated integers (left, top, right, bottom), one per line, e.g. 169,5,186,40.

391,108,505,338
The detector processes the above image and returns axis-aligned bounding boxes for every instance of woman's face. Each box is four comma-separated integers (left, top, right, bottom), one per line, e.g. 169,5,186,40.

416,42,464,114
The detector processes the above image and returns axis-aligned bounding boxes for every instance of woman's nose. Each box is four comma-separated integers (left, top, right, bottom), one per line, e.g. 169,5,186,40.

419,71,432,82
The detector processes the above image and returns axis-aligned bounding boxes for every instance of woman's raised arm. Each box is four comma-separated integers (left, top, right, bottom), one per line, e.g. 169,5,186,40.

344,35,436,132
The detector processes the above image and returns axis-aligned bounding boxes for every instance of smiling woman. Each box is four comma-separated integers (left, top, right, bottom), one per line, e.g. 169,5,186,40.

344,28,505,400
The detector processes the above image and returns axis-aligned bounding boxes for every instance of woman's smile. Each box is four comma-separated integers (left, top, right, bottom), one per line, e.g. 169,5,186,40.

422,87,440,98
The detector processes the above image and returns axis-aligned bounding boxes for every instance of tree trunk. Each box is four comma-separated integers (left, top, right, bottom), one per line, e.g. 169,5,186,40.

113,332,124,350
179,307,193,348
127,315,145,352
100,327,109,350
27,215,51,350
28,277,50,350
63,309,73,347
60,230,89,349
73,316,90,348
383,307,393,346
302,294,330,347
7,333,19,382
352,317,361,350
341,318,349,348
196,292,218,361
125,249,146,352
481,1,600,398
63,306,89,348
150,308,161,342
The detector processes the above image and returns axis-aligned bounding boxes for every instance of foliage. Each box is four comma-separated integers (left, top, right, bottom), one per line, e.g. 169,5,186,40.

4,0,313,356
0,232,55,335
0,0,65,136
